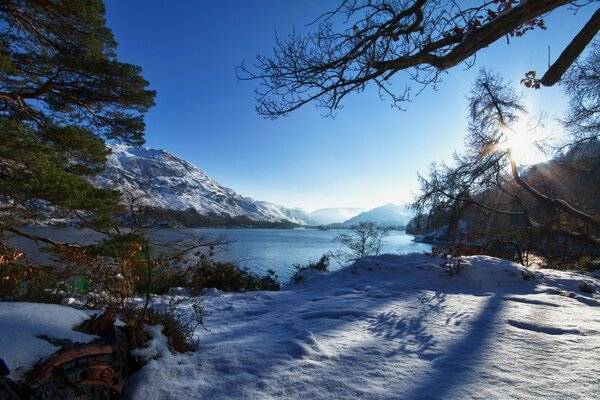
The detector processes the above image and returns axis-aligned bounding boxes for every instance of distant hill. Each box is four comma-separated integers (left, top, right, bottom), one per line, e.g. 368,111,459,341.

91,144,316,226
342,203,412,227
309,207,364,225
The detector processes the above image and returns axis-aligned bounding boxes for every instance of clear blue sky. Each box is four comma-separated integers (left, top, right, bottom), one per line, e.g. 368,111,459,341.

103,1,596,212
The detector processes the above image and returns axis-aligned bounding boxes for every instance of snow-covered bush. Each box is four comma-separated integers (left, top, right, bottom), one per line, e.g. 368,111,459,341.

289,253,331,283
428,243,481,275
122,298,207,354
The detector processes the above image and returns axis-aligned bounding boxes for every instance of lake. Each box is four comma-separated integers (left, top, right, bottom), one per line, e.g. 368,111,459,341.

11,227,432,282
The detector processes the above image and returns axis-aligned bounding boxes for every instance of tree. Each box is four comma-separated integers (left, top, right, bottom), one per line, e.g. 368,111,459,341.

412,69,600,265
561,38,600,145
335,221,389,261
238,0,599,117
0,0,155,234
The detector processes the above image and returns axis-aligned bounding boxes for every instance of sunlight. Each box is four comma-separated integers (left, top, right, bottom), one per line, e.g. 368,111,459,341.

498,120,548,165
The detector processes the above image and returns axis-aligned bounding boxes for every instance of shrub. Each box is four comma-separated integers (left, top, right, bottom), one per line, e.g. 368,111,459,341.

0,243,74,303
427,244,482,275
555,256,600,272
335,222,389,262
119,299,207,354
3,230,279,307
289,254,331,283
189,260,280,293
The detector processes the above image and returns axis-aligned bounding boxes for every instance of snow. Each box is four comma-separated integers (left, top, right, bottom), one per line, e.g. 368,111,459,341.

123,254,600,399
309,207,364,225
91,144,314,225
2,254,599,399
131,325,173,363
0,303,96,379
342,203,413,226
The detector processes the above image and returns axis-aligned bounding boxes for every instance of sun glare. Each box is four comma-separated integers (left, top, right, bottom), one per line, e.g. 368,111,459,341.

498,120,548,165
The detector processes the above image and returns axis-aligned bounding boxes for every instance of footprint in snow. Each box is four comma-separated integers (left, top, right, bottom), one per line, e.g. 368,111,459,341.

300,310,366,320
287,330,330,359
507,319,581,335
502,296,561,307
244,309,270,317
308,297,326,302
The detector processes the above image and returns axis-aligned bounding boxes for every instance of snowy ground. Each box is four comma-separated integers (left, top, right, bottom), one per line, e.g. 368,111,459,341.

1,254,599,399
0,303,96,379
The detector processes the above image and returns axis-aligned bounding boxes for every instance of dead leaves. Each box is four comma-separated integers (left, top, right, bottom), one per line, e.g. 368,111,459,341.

520,71,541,89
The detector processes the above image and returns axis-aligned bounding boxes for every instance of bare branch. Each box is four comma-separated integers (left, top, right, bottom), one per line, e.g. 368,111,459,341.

240,0,585,117
541,8,600,86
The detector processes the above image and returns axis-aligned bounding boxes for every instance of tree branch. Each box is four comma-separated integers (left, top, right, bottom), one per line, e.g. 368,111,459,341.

541,7,600,86
5,227,81,248
509,151,600,230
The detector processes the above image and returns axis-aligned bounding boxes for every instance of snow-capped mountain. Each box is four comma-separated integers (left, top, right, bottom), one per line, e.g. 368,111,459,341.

91,144,315,225
342,203,413,227
309,207,364,225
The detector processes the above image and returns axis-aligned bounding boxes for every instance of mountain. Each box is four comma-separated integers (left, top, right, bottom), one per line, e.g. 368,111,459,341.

309,207,364,225
342,203,413,227
286,208,320,226
91,144,315,225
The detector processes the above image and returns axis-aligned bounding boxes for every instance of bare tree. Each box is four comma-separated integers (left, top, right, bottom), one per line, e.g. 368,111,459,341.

335,221,390,261
561,38,600,145
238,0,599,117
413,69,600,264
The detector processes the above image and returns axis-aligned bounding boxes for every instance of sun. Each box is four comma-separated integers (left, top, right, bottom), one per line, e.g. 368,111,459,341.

498,120,548,165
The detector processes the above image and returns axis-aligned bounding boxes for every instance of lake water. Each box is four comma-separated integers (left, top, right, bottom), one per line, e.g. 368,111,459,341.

12,227,432,282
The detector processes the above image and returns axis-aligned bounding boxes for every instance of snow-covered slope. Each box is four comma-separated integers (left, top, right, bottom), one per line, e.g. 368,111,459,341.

2,255,599,399
92,144,314,225
309,207,364,225
124,255,600,399
343,203,413,226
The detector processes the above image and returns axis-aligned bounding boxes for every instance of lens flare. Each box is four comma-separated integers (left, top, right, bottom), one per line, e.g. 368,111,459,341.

498,120,547,165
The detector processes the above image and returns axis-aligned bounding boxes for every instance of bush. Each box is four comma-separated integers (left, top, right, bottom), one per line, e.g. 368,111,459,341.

189,260,280,293
289,254,331,283
0,243,74,303
119,299,206,353
2,231,280,307
554,256,600,272
335,222,389,262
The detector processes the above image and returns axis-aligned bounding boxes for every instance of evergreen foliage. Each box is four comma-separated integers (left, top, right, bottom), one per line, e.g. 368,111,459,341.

0,0,155,229
289,253,331,284
190,261,280,293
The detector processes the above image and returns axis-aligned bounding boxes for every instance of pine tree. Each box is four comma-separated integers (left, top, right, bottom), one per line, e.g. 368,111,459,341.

0,0,155,230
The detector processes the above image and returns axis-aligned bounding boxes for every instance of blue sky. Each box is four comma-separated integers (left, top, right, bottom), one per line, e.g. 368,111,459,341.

103,1,596,212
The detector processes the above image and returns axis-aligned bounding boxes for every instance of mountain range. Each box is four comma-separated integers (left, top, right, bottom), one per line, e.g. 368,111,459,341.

308,208,364,225
92,145,412,227
341,203,412,227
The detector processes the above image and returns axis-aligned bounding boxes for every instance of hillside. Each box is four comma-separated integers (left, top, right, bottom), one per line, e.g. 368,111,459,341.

3,254,599,399
342,203,412,227
309,207,364,225
91,144,315,226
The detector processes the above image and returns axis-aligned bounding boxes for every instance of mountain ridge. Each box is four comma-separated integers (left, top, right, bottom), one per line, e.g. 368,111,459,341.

342,203,413,227
91,144,316,225
91,145,411,228
308,207,364,225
